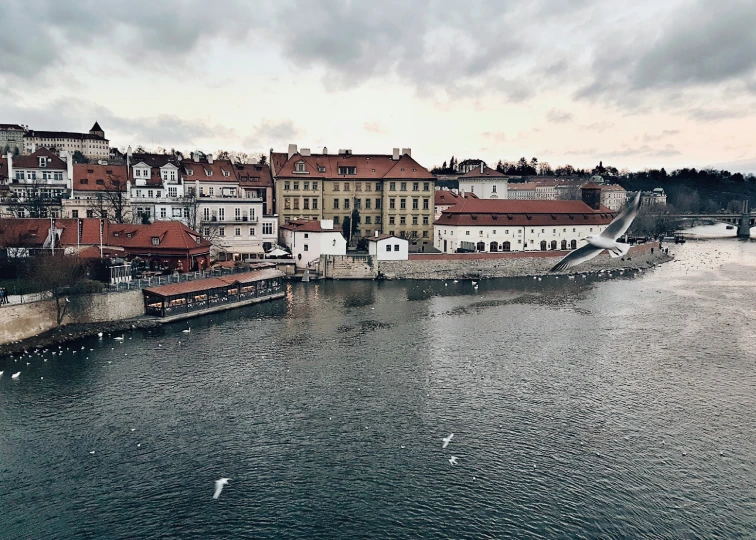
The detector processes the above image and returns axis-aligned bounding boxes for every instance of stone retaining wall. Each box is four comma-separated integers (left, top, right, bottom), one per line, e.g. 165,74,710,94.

378,242,669,280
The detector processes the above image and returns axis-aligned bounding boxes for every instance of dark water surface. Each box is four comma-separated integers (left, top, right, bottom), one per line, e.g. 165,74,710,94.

1,239,755,539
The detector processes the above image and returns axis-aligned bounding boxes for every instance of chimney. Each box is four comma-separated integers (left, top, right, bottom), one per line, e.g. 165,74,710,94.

480,162,484,174
288,143,298,159
193,151,200,163
322,147,328,155
6,151,13,181
392,148,400,160
207,153,213,164
374,230,378,237
401,148,411,157
301,148,311,157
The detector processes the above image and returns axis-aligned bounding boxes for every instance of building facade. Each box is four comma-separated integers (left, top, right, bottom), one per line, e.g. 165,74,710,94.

0,148,73,218
271,145,435,251
279,219,346,269
0,124,26,153
367,234,408,260
641,188,667,206
434,188,616,254
63,163,130,221
23,122,109,160
600,184,628,211
457,164,508,199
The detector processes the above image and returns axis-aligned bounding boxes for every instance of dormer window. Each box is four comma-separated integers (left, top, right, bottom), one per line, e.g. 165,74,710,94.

151,237,160,246
205,169,213,176
38,157,47,167
295,161,306,173
186,169,193,176
318,165,326,173
222,170,230,177
96,179,104,185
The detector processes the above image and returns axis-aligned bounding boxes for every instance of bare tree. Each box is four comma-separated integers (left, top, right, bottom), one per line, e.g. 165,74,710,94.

7,179,63,218
33,254,85,329
86,175,131,223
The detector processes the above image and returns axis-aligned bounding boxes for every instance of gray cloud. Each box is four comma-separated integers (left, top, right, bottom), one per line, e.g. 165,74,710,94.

602,144,680,159
643,130,680,142
242,120,300,150
579,122,614,133
687,108,744,122
546,109,574,124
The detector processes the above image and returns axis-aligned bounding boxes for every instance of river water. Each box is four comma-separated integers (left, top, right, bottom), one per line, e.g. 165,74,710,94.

1,235,755,539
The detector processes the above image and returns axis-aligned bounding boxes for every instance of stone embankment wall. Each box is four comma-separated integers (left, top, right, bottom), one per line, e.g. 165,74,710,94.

378,242,669,280
0,290,145,345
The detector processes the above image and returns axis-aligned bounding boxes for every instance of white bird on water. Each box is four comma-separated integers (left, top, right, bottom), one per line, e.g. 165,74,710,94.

98,332,103,338
0,371,3,376
551,192,642,272
213,478,230,499
449,456,458,466
182,326,191,334
11,372,21,379
114,335,124,342
442,433,454,449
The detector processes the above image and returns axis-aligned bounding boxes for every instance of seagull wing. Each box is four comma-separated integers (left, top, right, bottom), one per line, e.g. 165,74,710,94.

213,481,225,499
600,192,641,240
551,243,604,272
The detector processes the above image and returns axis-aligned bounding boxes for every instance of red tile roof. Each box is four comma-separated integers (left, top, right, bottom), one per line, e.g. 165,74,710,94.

0,218,107,248
271,151,434,180
144,267,284,297
73,164,128,192
0,219,48,247
434,189,478,206
181,159,237,182
435,199,616,227
458,165,506,178
280,219,342,233
107,221,212,251
235,163,273,187
12,147,68,169
507,183,538,190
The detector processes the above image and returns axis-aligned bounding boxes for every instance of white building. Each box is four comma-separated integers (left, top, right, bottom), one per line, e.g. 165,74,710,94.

600,184,628,211
641,188,667,206
457,164,508,199
434,191,615,254
0,124,26,153
0,148,73,218
63,163,130,220
506,183,537,200
367,234,408,260
280,219,347,269
23,122,109,160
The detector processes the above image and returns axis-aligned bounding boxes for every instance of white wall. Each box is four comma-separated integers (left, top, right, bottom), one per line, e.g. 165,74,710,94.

369,237,408,260
434,223,609,253
458,180,508,200
283,229,346,269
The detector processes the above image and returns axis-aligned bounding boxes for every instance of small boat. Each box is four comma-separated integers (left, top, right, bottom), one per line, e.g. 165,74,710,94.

726,225,734,230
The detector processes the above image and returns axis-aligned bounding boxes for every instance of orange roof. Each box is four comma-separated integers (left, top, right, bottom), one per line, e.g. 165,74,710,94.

73,163,128,192
271,151,433,180
0,219,48,247
434,189,478,206
181,159,237,182
235,163,273,188
280,219,342,233
0,218,108,247
107,221,211,251
144,267,284,297
436,199,615,227
458,165,506,178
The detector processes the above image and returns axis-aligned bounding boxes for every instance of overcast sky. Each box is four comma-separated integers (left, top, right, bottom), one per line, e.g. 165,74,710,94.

1,0,754,172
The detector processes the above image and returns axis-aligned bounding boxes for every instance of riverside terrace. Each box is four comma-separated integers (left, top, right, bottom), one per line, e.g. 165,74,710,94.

142,267,284,319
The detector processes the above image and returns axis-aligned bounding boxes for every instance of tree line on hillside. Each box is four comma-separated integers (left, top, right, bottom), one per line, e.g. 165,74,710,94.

111,146,267,166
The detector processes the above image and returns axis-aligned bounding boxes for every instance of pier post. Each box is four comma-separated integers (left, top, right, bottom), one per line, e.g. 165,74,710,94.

737,200,751,238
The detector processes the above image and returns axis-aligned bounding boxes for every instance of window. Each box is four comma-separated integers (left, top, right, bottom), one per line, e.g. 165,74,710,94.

355,182,362,191
376,182,382,191
423,215,429,225
293,199,299,210
365,216,371,224
313,182,318,190
312,199,318,210
318,166,325,173
365,199,371,209
209,187,214,196
344,199,350,210
172,208,182,217
218,208,225,221
203,208,210,221
422,231,428,238
168,187,177,197
423,182,430,191
333,216,340,224
156,191,162,198
400,216,406,225
423,198,429,210
151,237,160,245
389,216,395,225
295,161,306,173
71,210,79,218
466,231,470,235
338,167,356,175
249,228,255,236
412,216,418,225
343,182,349,191
285,198,291,210
492,185,497,193
293,182,299,190
386,245,392,252
80,178,88,185
223,170,230,177
235,208,241,220
365,183,371,191
304,181,309,190
203,227,211,236
400,199,406,210
413,182,419,191
303,244,309,252
303,199,309,210
219,227,225,236
389,182,396,191
333,182,340,192
400,182,407,191
412,199,419,210
235,228,241,236
205,169,213,177
389,198,395,210
284,182,290,190
375,216,381,224
333,199,339,209
160,208,167,218
394,244,400,251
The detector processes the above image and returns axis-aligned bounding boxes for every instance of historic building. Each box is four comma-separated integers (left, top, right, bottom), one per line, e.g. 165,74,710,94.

63,163,130,221
600,184,628,211
0,148,73,218
434,186,616,254
434,189,477,220
271,145,435,251
23,122,109,160
279,219,346,269
457,164,508,199
0,124,26,153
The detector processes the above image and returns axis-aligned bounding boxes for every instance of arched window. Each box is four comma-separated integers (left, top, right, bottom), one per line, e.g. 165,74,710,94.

570,239,577,249
561,240,567,250
550,240,557,250
490,241,498,252
540,240,547,251
503,241,511,251
476,241,486,252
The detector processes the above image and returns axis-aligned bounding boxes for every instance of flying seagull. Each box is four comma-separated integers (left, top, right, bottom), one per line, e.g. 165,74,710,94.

449,456,458,466
551,192,642,272
11,372,21,379
213,478,230,499
442,433,454,449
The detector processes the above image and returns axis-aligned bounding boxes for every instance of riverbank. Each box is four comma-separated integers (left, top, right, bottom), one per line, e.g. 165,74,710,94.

0,317,161,358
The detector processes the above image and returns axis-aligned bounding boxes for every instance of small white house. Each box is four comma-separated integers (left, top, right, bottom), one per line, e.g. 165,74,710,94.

368,234,409,261
280,218,346,269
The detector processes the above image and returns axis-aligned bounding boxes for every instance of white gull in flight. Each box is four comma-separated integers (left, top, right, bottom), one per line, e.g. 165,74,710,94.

551,192,642,272
441,433,454,449
213,478,230,499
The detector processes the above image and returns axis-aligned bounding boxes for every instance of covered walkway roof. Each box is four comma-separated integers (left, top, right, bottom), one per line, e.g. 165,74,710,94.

143,268,284,298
